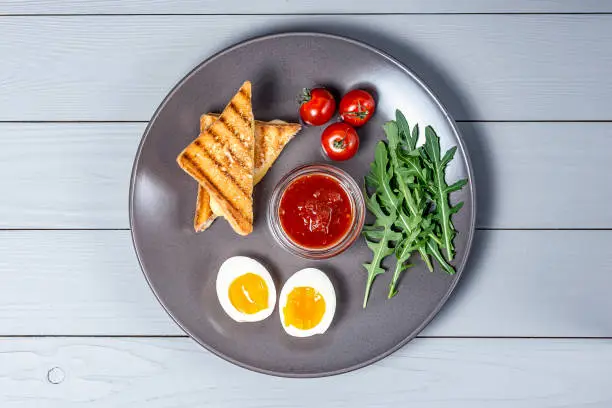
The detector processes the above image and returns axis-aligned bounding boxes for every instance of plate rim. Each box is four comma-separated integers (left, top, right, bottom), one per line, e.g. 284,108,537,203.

128,31,477,378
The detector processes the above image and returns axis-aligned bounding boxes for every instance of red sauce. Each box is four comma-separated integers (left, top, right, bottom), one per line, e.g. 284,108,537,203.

278,174,353,249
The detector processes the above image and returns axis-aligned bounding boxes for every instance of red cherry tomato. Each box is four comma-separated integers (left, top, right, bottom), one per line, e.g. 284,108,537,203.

339,89,376,127
299,88,336,126
321,122,360,161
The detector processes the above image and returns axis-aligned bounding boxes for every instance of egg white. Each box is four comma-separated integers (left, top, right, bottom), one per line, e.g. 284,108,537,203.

279,268,336,337
216,256,276,323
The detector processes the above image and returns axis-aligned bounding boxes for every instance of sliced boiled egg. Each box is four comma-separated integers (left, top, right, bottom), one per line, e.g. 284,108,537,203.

279,268,336,337
216,256,276,322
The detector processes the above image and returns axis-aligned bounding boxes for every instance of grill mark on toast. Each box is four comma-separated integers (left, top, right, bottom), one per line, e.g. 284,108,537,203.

199,114,250,163
217,114,251,156
228,101,252,126
181,153,252,223
181,154,239,207
239,87,250,102
198,115,252,174
182,149,250,199
198,127,249,170
193,138,243,170
198,148,250,198
200,115,215,131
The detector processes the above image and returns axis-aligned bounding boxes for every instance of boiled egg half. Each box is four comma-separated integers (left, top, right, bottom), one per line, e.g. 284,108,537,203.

216,256,276,322
279,268,336,337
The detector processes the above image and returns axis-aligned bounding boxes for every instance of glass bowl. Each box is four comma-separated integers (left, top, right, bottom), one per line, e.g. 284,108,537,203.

267,164,365,259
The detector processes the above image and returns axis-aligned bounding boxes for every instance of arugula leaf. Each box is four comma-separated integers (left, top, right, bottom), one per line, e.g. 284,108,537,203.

365,142,400,211
426,238,455,275
385,120,401,153
421,126,467,261
388,207,425,297
395,110,417,151
388,235,415,298
447,179,468,194
411,124,420,149
385,121,421,217
362,193,401,308
394,208,433,274
397,150,428,184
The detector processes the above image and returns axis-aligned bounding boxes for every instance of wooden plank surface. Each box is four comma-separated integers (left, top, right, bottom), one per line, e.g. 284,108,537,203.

2,15,612,121
0,124,140,229
0,230,178,335
1,122,610,229
1,337,611,407
1,229,610,336
1,9,609,407
2,0,612,15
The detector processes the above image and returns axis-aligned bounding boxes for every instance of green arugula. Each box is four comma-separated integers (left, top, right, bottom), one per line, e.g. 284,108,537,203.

395,110,418,151
421,126,468,261
365,142,400,211
361,109,467,307
362,192,401,308
385,120,420,217
384,116,433,295
426,238,455,275
388,220,418,298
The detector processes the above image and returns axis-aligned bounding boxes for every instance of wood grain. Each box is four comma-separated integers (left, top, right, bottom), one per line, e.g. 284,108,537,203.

0,230,177,335
1,337,611,407
2,15,612,120
2,0,611,14
1,122,610,229
1,229,610,336
0,124,141,229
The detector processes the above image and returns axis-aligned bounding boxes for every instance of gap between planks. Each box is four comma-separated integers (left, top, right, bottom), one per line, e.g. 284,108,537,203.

3,12,612,17
2,335,612,339
3,119,612,123
0,228,610,231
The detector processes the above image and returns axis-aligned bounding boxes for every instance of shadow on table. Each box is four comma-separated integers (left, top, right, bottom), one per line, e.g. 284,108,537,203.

244,23,494,327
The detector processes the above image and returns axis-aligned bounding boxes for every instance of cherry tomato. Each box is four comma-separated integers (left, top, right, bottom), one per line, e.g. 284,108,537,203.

321,122,360,161
299,88,336,126
339,89,376,127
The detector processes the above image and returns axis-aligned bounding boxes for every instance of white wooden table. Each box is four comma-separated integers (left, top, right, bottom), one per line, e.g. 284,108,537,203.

2,2,612,406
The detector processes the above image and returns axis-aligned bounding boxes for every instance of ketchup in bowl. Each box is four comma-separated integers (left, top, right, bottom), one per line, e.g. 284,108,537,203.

279,174,353,249
268,164,365,260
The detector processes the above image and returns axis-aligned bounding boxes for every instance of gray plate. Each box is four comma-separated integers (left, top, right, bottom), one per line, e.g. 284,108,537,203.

129,32,475,378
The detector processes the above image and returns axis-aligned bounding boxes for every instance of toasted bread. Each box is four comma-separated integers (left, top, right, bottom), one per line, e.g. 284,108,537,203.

194,186,215,231
177,81,255,236
194,114,301,232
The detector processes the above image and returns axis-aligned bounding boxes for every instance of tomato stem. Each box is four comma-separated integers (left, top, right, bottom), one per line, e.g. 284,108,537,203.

333,137,346,150
298,88,312,105
345,101,369,119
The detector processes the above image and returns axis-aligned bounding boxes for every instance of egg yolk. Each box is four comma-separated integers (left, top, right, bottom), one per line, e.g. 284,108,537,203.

228,273,269,315
283,286,326,330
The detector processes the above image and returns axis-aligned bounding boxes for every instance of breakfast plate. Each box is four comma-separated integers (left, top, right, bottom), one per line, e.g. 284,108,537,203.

129,32,475,377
